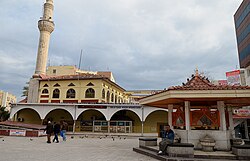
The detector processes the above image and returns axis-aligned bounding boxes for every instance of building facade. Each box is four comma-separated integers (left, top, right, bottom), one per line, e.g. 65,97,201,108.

0,90,16,111
234,0,250,69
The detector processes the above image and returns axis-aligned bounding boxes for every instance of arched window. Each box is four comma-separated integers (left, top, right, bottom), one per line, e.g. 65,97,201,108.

111,93,114,102
106,91,110,103
115,95,117,103
85,88,95,98
42,89,49,94
66,89,76,98
102,89,105,99
52,89,60,98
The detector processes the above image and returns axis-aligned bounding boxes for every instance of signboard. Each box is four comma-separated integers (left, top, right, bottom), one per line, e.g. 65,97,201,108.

38,130,47,136
226,70,241,85
9,130,26,136
233,109,250,119
218,80,228,85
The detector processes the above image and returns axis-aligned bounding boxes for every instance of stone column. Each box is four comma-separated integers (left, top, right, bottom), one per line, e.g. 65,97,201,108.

73,120,76,134
228,107,235,138
217,101,226,131
41,119,44,125
168,104,173,128
141,106,144,136
244,120,249,139
184,101,190,130
108,120,110,133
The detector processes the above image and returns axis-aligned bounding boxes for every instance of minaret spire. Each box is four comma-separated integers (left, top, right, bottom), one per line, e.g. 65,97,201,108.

33,0,55,77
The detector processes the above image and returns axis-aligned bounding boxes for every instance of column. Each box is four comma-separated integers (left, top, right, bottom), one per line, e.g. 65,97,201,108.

168,104,173,128
184,101,190,130
217,101,226,131
108,120,110,133
244,120,249,139
73,120,76,134
141,106,144,136
41,119,44,125
228,107,235,138
141,121,144,136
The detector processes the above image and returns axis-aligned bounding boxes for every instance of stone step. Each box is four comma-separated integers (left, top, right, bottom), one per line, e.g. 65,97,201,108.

133,147,166,161
195,154,238,160
133,146,241,161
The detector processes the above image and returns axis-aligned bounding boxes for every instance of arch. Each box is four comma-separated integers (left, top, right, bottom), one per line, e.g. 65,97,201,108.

44,109,74,131
76,109,106,132
85,88,95,98
66,88,76,98
110,109,141,133
52,89,60,98
13,108,42,125
144,110,168,133
42,89,49,94
102,89,105,99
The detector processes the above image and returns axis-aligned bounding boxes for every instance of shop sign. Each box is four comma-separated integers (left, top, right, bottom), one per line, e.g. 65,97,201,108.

9,130,26,136
233,109,250,118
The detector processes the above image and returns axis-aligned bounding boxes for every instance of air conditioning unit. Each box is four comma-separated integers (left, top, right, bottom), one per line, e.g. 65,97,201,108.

18,118,24,122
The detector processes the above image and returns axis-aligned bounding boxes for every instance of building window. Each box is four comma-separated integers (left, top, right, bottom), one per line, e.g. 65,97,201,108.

115,96,117,103
68,83,75,86
66,89,76,98
111,93,114,102
85,88,95,98
107,91,110,103
53,69,56,74
42,89,49,94
248,70,250,77
43,84,49,87
102,89,105,99
87,82,94,86
53,83,61,87
53,89,60,98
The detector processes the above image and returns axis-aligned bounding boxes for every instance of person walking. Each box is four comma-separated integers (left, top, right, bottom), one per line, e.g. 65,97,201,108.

158,125,175,155
53,122,60,143
60,120,68,141
44,121,53,143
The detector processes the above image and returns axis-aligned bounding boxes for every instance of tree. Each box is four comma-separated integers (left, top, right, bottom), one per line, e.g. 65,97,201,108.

0,106,10,122
22,82,29,97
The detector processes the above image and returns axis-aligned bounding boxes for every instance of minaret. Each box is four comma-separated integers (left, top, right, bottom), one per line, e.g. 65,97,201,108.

33,0,55,77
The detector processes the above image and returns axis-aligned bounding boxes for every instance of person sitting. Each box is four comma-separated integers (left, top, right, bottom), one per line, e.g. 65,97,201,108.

158,125,175,155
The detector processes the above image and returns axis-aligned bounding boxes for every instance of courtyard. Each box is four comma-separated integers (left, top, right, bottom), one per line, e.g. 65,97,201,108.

0,135,156,161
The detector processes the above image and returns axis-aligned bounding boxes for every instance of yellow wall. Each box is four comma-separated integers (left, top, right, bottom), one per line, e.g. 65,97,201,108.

144,110,168,133
17,109,41,125
46,66,77,76
39,79,129,103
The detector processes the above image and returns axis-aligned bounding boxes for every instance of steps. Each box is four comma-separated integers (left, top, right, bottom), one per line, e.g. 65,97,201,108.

133,145,239,161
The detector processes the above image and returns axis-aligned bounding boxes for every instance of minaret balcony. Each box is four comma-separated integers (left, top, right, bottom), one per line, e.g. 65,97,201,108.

38,20,55,33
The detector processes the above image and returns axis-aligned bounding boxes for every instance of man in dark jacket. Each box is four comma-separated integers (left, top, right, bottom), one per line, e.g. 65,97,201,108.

45,121,53,143
158,125,175,155
53,122,60,143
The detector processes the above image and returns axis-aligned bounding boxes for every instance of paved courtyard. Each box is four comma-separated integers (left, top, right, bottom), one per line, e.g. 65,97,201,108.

0,135,157,161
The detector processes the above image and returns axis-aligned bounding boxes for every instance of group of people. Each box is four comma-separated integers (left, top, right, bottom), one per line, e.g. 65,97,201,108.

44,120,68,143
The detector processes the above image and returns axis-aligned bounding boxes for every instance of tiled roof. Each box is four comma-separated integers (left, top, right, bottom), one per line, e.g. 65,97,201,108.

168,73,250,90
0,120,45,130
39,73,105,80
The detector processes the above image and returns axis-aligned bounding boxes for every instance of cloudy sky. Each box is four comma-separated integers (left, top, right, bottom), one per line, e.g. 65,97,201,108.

0,0,243,100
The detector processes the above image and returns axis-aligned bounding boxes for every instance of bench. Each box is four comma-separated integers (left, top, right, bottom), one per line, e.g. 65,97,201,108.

139,138,157,146
167,143,194,158
232,145,250,159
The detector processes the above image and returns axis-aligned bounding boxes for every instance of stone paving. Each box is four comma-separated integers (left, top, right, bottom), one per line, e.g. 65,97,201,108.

0,135,157,161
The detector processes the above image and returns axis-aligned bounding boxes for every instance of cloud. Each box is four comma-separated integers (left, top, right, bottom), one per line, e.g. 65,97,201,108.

0,0,242,100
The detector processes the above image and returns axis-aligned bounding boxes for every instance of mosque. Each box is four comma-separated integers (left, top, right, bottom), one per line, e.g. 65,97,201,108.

10,0,168,135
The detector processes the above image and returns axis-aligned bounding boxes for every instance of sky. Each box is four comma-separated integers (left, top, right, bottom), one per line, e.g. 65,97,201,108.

0,0,243,101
